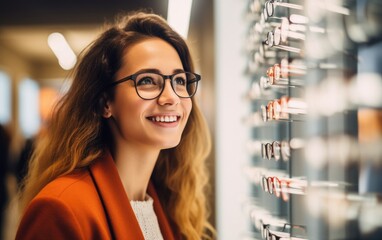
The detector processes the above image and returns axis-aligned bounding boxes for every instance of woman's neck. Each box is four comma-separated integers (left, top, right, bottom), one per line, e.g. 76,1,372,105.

112,143,160,201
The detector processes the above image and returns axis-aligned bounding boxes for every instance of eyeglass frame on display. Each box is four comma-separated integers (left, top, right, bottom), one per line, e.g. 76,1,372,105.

262,140,291,161
266,64,305,87
263,0,304,22
262,141,285,161
263,223,308,240
263,29,304,54
261,176,307,201
260,96,307,122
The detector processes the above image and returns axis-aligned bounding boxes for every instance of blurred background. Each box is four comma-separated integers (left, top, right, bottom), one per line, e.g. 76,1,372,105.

0,1,221,239
1,0,382,239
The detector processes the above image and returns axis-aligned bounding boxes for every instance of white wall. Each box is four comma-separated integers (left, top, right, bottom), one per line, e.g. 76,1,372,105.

214,1,250,239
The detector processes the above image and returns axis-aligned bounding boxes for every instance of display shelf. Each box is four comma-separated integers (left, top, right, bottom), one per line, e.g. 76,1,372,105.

243,0,382,239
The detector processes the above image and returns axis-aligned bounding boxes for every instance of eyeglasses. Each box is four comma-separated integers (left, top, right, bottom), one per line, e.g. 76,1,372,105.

263,28,281,47
262,142,273,160
263,29,304,54
269,63,304,84
260,96,307,122
262,66,304,89
257,216,287,240
105,70,201,100
263,0,303,21
261,176,307,201
259,66,304,92
245,203,307,240
261,141,290,161
261,176,278,195
262,142,280,161
263,223,307,240
262,175,352,202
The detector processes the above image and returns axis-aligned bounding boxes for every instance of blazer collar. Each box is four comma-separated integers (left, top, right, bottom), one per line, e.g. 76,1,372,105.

89,151,176,240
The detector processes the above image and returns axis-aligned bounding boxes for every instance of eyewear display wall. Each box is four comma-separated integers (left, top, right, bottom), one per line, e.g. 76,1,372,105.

243,0,382,239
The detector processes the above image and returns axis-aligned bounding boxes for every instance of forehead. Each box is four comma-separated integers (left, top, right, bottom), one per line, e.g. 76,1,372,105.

117,37,183,78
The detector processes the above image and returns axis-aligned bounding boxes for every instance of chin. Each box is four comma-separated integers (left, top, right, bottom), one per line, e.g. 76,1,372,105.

160,139,181,150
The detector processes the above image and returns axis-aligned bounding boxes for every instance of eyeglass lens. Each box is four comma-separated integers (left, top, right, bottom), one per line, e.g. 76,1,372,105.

267,31,274,47
134,72,198,99
265,1,274,18
272,141,281,160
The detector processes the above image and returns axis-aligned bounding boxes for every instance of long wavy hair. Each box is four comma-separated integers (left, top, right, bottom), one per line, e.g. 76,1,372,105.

20,11,214,240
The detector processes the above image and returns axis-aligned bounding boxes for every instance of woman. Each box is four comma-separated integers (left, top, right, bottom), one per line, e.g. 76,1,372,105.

16,11,214,240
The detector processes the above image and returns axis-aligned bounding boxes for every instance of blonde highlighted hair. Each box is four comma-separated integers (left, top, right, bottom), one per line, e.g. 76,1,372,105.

19,11,214,239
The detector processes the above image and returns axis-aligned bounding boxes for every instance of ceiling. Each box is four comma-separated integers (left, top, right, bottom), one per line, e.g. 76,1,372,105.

0,0,169,65
0,25,101,63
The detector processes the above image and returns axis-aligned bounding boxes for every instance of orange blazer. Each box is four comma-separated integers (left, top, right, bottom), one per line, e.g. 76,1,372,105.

16,152,177,240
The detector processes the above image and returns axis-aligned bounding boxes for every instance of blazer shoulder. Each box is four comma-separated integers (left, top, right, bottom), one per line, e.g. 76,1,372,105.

35,168,104,215
16,194,86,240
18,168,112,239
38,168,94,198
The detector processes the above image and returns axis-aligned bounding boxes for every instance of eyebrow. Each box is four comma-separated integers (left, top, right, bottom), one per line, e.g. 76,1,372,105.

134,68,186,75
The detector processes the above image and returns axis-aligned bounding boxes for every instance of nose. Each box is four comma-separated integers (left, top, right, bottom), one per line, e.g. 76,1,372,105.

157,79,179,105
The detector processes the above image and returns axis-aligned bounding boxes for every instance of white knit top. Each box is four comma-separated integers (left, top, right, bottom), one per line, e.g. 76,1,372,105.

130,195,164,240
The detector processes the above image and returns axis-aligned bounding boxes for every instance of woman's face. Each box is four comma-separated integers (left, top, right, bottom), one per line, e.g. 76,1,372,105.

105,37,192,151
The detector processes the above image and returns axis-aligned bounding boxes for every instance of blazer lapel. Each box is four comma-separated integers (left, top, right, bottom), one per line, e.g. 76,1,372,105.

89,152,144,240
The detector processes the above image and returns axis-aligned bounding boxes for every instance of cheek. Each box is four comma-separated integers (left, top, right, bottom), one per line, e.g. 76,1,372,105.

183,99,193,120
111,88,142,117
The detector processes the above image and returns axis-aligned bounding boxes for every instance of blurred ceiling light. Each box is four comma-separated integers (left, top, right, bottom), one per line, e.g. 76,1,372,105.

167,0,193,39
47,32,77,70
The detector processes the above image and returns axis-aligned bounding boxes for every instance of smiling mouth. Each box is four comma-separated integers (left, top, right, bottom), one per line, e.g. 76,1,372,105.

147,115,180,123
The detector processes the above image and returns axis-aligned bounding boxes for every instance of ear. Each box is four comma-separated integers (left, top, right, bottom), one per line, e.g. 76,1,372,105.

99,95,112,118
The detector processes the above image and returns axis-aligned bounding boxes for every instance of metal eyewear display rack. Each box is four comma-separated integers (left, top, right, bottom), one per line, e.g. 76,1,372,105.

242,0,382,239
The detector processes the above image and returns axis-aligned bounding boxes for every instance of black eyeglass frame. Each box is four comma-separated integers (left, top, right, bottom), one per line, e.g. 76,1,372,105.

104,70,201,100
264,0,304,21
263,223,307,240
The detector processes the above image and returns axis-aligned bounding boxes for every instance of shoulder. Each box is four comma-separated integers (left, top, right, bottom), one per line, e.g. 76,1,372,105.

16,193,86,240
17,168,111,240
38,168,97,200
28,168,99,213
33,168,103,215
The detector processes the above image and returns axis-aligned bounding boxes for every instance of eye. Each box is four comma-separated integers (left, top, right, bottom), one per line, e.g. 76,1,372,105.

174,76,187,86
136,76,156,86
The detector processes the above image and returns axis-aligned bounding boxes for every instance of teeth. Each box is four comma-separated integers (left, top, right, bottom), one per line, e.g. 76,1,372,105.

151,116,178,123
